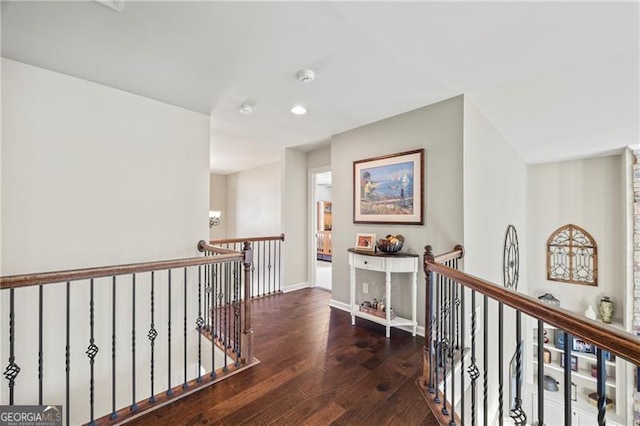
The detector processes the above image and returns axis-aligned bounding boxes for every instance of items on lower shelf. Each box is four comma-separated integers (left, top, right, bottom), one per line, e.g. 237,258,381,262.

359,301,395,319
531,325,619,413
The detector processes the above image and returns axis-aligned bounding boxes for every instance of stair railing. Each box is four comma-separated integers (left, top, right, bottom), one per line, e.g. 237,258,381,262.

207,233,284,298
419,244,640,426
0,241,254,425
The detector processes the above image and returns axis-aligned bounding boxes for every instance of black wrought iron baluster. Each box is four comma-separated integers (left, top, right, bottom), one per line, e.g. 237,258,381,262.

263,241,267,296
223,261,230,371
268,240,272,294
131,274,138,412
183,268,188,390
426,266,436,393
459,277,465,425
232,261,240,365
276,238,282,292
483,295,488,426
196,266,203,383
205,256,210,332
510,312,526,425
221,261,227,349
251,244,256,298
149,271,157,403
38,284,43,405
167,269,173,396
4,288,20,405
111,276,118,420
214,262,219,340
596,347,606,426
65,283,70,426
211,261,217,379
563,331,572,426
468,290,478,426
537,320,544,426
236,260,242,363
434,272,441,405
443,274,448,351
449,276,455,425
86,279,99,426
441,274,448,416
498,301,504,425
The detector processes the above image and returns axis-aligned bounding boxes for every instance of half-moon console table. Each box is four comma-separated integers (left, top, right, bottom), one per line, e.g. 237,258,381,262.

348,248,418,338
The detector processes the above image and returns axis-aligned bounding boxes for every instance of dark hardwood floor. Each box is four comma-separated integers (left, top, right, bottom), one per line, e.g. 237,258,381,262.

129,288,437,425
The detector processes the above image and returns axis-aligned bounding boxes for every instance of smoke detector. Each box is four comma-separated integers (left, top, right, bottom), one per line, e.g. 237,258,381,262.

238,104,254,115
297,69,316,83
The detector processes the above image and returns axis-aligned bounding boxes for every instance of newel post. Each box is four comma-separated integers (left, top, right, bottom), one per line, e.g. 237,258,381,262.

423,245,435,392
241,241,254,363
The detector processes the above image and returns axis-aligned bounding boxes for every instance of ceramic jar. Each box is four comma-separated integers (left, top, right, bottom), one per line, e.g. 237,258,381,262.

599,296,614,324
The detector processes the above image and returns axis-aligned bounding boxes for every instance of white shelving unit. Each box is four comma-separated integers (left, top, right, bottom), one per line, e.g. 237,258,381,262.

527,322,627,425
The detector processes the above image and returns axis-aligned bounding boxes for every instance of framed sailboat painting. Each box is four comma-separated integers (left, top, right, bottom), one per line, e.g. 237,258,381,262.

353,149,424,224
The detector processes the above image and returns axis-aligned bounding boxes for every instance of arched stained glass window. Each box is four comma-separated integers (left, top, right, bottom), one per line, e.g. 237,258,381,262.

547,224,597,286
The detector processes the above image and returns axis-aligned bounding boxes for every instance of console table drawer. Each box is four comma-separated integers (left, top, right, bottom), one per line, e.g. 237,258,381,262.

353,255,384,271
388,257,416,273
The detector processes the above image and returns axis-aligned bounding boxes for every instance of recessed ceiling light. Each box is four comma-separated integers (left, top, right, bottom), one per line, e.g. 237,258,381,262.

291,105,307,115
238,104,254,114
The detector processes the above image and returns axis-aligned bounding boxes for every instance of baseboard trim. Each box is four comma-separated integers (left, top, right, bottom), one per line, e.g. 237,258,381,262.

329,299,351,312
396,324,425,337
281,282,310,293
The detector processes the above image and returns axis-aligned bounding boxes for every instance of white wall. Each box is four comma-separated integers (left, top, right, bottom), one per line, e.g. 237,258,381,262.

331,96,464,325
1,59,210,422
464,99,528,290
527,155,624,318
1,59,210,270
282,148,308,290
307,145,331,170
463,98,529,424
225,161,281,238
209,173,227,240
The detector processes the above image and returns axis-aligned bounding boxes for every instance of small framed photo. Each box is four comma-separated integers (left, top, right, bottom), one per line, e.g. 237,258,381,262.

355,233,376,252
571,383,577,401
572,338,595,354
561,354,579,372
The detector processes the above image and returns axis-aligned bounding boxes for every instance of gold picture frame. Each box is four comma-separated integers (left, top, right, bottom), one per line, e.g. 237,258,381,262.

353,149,424,224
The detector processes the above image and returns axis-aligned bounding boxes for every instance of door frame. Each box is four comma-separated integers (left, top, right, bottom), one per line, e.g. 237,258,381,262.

308,165,331,289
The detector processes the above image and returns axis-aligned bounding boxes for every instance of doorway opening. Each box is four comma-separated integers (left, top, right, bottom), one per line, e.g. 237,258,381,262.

310,168,332,291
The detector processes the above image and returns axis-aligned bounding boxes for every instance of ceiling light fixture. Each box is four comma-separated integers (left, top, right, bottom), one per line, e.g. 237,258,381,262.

238,104,254,114
291,105,307,115
297,69,316,83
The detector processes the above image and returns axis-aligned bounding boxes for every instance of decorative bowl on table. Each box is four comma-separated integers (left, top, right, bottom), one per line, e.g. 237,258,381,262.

376,234,404,253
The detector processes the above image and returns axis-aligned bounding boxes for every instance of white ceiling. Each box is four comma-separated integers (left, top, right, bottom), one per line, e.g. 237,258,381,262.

2,1,638,174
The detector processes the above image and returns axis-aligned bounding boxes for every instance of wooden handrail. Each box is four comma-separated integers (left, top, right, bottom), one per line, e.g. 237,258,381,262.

424,244,464,264
425,260,640,366
198,241,239,255
209,233,285,245
0,252,243,290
